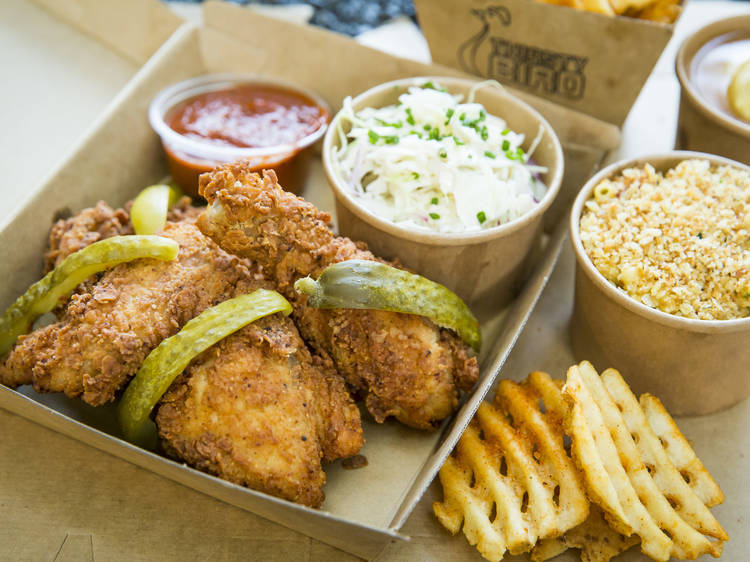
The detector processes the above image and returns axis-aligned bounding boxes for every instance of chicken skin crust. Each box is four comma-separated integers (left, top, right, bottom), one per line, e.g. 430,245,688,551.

157,307,364,507
0,221,258,405
45,200,133,273
197,166,479,430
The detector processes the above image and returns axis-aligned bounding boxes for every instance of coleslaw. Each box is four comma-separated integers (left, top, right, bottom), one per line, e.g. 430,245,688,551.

332,81,547,234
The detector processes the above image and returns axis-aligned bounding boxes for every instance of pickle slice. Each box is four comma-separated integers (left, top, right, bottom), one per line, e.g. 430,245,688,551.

118,289,292,448
130,184,183,235
728,59,750,122
0,235,179,356
294,260,481,352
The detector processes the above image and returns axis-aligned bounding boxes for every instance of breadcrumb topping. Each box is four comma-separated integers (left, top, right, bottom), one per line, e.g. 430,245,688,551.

580,159,750,320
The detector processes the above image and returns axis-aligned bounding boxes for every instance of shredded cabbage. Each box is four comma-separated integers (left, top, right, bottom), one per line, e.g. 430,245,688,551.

333,82,548,233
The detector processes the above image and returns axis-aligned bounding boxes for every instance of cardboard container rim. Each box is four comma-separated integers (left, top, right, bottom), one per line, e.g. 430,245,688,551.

675,15,750,139
322,76,564,246
570,150,750,334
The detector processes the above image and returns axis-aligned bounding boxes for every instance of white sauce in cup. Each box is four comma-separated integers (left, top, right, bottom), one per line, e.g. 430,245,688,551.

691,31,750,124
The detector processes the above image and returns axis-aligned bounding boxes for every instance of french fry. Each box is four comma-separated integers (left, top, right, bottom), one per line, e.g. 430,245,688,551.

433,372,589,561
563,366,636,537
582,0,615,15
635,0,682,23
494,373,590,536
563,362,728,561
535,0,681,23
531,505,639,562
435,363,725,562
536,0,586,10
609,0,655,14
640,394,725,508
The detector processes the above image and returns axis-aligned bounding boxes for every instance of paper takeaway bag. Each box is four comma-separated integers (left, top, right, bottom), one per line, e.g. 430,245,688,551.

415,0,675,125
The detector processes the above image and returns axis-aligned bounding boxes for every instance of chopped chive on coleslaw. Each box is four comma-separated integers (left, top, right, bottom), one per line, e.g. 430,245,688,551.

333,81,548,233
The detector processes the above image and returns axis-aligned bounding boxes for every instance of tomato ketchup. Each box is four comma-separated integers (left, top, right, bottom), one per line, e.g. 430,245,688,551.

150,76,329,198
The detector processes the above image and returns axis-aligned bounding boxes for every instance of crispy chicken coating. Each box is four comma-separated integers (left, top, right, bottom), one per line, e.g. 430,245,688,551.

44,197,200,273
0,222,258,404
45,201,133,272
165,196,204,224
197,166,479,430
156,307,363,507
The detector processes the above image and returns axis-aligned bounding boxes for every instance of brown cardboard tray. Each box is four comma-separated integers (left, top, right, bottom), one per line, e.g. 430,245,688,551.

0,2,619,559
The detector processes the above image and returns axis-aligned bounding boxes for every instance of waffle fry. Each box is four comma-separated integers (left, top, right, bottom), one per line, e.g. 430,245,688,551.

563,361,727,561
433,372,589,561
531,505,639,562
640,395,725,509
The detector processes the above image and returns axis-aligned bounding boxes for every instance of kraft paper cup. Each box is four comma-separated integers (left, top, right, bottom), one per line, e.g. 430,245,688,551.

322,76,563,312
675,16,750,165
570,151,750,416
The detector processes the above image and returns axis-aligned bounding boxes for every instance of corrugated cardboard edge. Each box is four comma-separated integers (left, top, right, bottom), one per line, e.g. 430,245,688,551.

415,0,674,126
32,0,182,66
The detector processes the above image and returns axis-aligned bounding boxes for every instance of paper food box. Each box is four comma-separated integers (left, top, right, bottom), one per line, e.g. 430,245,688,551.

1,0,619,559
416,0,678,126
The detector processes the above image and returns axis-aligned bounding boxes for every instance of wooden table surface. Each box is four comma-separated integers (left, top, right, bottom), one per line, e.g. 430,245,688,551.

1,1,748,560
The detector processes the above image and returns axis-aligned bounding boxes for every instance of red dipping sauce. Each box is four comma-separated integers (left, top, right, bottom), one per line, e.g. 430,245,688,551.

149,76,330,198
167,85,327,150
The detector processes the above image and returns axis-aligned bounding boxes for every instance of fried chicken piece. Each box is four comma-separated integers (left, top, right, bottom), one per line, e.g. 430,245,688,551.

197,165,479,430
2,200,131,387
166,196,204,224
0,222,258,404
45,201,133,272
156,307,363,507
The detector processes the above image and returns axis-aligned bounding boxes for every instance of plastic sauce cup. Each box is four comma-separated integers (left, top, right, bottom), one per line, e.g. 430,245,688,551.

149,74,330,197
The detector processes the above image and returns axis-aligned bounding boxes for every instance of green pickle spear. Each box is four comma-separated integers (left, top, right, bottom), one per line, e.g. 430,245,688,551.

0,235,179,356
118,289,292,448
294,260,481,352
130,183,183,235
